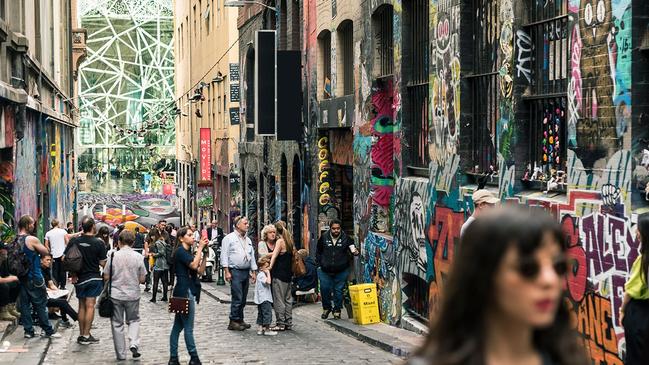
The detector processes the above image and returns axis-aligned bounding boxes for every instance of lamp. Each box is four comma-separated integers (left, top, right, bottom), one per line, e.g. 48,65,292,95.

224,0,277,12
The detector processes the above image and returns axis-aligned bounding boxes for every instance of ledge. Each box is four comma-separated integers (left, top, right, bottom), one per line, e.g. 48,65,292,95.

318,94,354,128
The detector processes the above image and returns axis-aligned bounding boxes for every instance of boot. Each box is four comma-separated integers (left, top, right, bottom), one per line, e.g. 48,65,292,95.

0,306,17,321
168,356,180,365
188,355,202,365
8,303,20,317
227,320,244,331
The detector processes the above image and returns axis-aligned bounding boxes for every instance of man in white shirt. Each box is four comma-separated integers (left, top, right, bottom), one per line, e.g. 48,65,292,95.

460,189,499,238
103,230,146,361
45,219,69,289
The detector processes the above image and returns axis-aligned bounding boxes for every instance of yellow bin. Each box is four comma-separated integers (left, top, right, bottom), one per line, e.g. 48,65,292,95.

349,283,380,325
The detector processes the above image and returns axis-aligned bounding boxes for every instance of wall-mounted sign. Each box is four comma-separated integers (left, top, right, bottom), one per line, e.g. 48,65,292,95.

230,107,240,125
230,84,240,102
199,128,211,182
230,63,240,82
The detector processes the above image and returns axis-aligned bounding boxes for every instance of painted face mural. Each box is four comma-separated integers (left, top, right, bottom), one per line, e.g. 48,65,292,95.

409,192,426,271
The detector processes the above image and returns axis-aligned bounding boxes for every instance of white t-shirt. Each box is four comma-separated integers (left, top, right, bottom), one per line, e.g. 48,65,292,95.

45,228,68,258
460,216,476,238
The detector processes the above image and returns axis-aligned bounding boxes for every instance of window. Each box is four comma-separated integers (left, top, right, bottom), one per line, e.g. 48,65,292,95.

372,5,394,78
318,31,332,99
0,0,5,21
467,0,499,172
291,0,300,50
525,0,568,176
279,0,288,50
337,20,353,96
403,0,429,170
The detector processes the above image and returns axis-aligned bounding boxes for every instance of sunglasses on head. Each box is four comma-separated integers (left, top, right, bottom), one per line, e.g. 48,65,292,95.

517,256,568,280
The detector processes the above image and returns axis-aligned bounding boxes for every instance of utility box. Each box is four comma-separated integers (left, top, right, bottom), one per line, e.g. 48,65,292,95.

349,283,380,325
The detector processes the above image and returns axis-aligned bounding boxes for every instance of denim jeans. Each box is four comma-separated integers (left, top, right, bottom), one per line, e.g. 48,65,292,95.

318,267,349,311
19,277,54,335
229,268,250,322
169,292,197,358
52,257,66,289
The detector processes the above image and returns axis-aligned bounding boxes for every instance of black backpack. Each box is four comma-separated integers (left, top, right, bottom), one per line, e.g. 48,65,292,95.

6,235,31,278
62,241,83,273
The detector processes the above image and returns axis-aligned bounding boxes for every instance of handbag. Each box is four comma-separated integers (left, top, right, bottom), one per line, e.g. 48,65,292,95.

291,249,307,277
98,252,114,318
168,293,190,315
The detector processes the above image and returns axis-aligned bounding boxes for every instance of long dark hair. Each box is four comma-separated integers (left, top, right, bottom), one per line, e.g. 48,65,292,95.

415,208,589,365
149,227,161,243
638,213,649,285
96,226,110,247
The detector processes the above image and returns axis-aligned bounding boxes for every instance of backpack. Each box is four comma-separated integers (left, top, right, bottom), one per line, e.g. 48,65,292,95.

164,241,173,264
62,241,83,273
6,235,31,278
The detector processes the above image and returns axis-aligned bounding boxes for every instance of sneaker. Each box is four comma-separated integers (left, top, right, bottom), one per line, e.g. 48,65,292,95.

41,332,62,339
332,310,341,319
130,346,141,358
263,330,278,336
257,329,264,335
77,336,90,345
86,334,100,343
321,309,331,319
59,320,73,329
24,332,35,339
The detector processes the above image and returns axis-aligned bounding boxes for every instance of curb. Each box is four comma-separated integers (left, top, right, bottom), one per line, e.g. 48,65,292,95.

323,319,414,358
200,285,255,305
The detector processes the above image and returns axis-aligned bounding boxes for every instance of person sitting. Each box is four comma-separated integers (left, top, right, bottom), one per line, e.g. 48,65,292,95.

292,249,318,304
41,254,78,328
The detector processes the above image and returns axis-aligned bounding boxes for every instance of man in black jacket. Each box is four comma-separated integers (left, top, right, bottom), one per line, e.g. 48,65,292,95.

316,219,359,319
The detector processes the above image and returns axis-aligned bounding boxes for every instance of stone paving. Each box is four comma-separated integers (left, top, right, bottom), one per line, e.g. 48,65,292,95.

39,285,403,365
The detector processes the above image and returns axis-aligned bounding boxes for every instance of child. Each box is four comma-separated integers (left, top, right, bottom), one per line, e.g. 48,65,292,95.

255,255,277,336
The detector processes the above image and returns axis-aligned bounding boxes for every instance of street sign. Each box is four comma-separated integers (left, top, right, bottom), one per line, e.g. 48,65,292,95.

230,84,240,102
199,128,211,182
230,63,240,82
230,107,240,125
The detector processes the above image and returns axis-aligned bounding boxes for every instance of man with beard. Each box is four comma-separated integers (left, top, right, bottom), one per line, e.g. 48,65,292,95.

17,215,62,338
316,219,359,320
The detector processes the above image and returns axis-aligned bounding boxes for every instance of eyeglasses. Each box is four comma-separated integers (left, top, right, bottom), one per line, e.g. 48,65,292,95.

517,256,568,281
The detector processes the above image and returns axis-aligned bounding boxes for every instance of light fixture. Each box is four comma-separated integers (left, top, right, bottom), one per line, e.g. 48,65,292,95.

224,0,277,12
212,71,224,83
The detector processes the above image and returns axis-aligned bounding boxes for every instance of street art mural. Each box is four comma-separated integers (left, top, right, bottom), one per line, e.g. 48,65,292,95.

77,193,180,231
14,113,39,222
499,0,515,163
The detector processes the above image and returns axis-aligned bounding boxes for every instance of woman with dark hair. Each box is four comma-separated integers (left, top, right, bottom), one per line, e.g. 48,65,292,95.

166,225,177,288
268,221,294,331
96,226,111,251
168,226,207,365
410,207,589,365
620,212,649,365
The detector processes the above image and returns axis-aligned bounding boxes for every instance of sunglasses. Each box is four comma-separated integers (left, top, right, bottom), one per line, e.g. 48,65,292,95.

517,256,568,280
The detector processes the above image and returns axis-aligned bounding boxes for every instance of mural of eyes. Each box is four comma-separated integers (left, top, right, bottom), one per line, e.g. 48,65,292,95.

596,0,606,23
584,3,593,26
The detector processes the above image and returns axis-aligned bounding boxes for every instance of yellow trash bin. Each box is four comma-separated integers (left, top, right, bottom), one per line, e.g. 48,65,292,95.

349,283,380,325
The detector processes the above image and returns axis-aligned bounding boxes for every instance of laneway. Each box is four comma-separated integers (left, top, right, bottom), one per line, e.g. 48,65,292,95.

42,285,402,365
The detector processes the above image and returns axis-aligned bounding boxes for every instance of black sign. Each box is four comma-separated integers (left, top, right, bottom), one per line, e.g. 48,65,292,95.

229,63,240,82
255,30,276,136
230,84,240,102
277,51,302,142
229,107,240,125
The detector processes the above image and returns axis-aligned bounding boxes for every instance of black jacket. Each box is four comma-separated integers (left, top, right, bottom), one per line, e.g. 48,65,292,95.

316,231,354,274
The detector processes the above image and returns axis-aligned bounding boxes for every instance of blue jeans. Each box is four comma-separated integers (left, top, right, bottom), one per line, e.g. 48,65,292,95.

318,267,349,311
19,277,54,335
169,292,197,358
229,268,250,322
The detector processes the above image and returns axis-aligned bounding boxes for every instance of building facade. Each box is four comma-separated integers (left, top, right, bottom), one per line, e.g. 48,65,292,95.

236,1,304,245
0,0,84,241
174,0,241,228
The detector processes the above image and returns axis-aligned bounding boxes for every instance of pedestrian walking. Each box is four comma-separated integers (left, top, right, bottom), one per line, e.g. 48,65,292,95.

268,221,294,331
133,227,150,291
96,226,112,252
168,226,207,365
255,255,277,336
149,228,169,302
41,254,77,328
316,219,359,319
258,224,277,256
207,219,224,246
620,212,649,365
221,216,257,331
166,225,178,288
460,189,499,237
408,208,589,365
16,215,62,338
104,230,147,361
65,216,107,345
44,219,68,289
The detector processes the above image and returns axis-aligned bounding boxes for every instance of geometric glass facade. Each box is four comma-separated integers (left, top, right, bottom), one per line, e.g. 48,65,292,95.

77,0,175,175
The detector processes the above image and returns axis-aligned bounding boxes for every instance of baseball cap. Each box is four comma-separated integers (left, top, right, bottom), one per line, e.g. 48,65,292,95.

472,189,500,205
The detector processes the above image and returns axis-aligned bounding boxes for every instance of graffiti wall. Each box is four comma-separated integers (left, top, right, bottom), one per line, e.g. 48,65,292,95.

0,105,15,243
14,112,39,222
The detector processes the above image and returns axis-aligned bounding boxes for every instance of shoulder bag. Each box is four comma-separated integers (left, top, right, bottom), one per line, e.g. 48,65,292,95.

98,252,114,318
292,249,307,277
168,290,190,315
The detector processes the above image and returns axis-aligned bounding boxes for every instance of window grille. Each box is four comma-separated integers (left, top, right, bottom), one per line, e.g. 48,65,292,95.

372,5,393,78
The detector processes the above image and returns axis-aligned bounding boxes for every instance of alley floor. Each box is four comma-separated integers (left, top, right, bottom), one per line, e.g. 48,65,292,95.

0,283,403,365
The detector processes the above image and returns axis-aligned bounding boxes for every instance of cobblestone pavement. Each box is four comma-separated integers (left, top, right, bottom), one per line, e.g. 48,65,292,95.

43,286,403,365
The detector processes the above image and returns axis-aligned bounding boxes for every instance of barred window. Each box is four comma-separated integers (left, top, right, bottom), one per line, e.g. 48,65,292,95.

318,30,332,99
467,0,500,172
338,20,354,96
403,0,430,171
524,0,568,178
372,4,394,78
